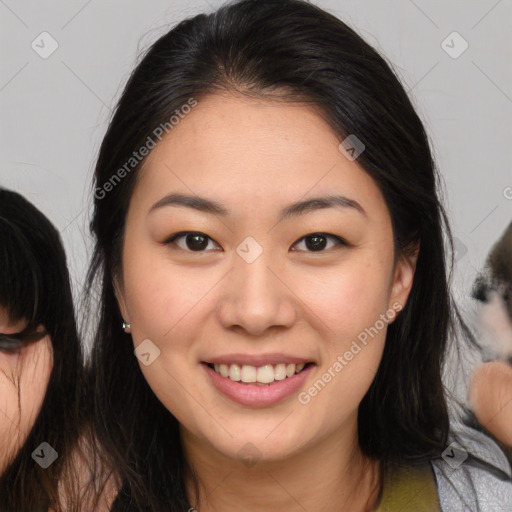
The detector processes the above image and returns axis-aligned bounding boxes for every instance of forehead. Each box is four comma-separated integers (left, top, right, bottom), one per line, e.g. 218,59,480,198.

133,93,386,219
143,92,342,172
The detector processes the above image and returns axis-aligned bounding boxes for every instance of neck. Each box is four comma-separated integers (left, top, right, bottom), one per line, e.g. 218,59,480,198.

181,420,382,512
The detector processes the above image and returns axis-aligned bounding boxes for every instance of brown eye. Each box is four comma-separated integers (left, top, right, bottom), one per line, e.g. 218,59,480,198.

164,231,221,252
291,233,347,252
162,231,347,254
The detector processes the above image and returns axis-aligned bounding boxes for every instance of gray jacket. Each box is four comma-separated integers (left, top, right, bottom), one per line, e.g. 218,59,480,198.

431,421,512,511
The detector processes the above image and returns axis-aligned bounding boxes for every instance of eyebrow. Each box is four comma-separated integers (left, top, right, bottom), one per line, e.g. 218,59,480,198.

149,193,367,221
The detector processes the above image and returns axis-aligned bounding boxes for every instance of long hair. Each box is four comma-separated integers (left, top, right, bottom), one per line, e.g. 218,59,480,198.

84,0,483,508
0,188,85,511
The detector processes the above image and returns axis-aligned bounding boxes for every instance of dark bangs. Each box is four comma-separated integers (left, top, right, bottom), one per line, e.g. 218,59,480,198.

0,213,41,329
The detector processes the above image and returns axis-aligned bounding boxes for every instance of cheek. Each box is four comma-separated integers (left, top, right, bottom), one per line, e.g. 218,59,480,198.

126,268,204,343
303,257,393,339
0,354,21,444
123,242,174,334
123,242,219,342
18,367,50,432
0,343,53,468
297,320,387,439
0,354,26,469
295,259,391,412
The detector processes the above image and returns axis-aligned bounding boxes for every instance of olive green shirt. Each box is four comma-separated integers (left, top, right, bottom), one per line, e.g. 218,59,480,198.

376,463,440,512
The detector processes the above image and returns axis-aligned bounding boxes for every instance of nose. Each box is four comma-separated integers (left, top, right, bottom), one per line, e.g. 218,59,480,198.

471,278,489,303
216,249,296,337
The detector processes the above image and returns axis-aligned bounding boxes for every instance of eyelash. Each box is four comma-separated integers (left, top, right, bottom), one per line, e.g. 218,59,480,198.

163,231,348,253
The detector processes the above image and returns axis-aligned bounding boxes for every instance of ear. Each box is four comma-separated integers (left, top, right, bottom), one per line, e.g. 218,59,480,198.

388,240,420,320
113,275,130,324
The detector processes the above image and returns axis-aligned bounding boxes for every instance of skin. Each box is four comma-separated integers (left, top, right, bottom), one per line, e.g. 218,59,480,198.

0,307,53,474
115,92,418,511
469,361,512,447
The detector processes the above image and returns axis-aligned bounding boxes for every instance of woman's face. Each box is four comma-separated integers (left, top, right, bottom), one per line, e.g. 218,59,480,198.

0,308,52,473
116,93,417,462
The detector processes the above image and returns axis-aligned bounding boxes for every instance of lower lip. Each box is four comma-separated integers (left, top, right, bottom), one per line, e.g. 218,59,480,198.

202,363,314,407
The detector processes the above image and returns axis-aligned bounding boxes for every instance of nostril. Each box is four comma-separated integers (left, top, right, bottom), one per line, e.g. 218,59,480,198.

471,280,488,303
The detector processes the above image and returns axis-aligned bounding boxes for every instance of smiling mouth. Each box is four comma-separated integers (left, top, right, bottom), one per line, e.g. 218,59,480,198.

204,362,315,385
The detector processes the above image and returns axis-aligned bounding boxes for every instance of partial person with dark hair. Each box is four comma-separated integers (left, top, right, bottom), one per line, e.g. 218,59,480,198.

81,0,512,510
0,188,85,511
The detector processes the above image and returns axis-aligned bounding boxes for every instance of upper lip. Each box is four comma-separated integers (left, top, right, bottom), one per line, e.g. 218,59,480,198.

202,353,314,367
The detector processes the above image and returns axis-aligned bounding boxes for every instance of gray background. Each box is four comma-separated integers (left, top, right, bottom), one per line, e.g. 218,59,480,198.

1,1,511,391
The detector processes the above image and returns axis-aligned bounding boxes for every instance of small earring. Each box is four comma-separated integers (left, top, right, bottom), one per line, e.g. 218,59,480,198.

122,321,131,332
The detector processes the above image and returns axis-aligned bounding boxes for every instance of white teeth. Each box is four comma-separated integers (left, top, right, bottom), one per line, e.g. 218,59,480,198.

241,365,257,383
256,365,275,384
210,362,309,383
295,363,305,373
274,363,287,381
229,364,241,381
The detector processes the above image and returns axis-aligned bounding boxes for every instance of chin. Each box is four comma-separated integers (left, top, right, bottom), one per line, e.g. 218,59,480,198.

195,419,315,464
